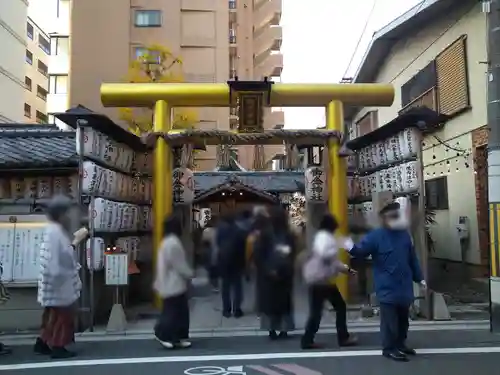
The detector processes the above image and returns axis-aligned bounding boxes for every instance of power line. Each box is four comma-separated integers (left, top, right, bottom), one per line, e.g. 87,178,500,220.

341,0,378,81
388,2,477,83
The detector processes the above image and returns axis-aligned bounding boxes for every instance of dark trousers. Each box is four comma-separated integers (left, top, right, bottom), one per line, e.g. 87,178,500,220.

208,266,219,289
221,273,243,313
302,284,349,345
380,303,410,353
155,293,189,343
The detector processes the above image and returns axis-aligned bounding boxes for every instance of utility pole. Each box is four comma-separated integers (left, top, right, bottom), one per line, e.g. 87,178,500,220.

486,0,500,332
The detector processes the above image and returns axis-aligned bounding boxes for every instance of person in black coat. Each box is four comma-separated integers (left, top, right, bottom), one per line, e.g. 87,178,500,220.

254,207,295,340
216,211,253,318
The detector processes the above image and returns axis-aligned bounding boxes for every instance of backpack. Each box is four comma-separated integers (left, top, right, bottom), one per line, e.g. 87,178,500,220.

267,234,294,279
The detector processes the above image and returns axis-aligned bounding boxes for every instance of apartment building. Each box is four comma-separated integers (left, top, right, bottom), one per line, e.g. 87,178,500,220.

0,0,28,122
345,0,487,274
24,17,49,124
28,0,71,129
69,0,284,170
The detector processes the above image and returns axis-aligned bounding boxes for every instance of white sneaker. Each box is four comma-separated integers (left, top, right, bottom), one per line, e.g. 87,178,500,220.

155,336,174,349
178,340,192,348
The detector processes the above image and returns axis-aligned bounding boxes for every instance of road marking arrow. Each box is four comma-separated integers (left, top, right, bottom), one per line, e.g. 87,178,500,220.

227,366,244,372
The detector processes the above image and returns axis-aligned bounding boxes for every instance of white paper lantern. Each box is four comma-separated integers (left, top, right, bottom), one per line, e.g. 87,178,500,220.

173,167,195,204
402,160,420,192
388,135,403,162
76,127,102,160
199,208,211,227
86,237,105,270
305,166,326,202
395,196,412,226
399,128,419,159
377,141,388,166
358,148,367,170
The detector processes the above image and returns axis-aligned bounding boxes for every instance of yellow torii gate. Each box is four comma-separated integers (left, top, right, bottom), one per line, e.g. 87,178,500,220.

100,81,394,302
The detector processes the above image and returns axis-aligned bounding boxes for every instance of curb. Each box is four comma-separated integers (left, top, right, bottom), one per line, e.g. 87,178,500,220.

0,320,490,344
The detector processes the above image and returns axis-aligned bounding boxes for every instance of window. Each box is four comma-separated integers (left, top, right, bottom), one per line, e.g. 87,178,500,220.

229,0,236,9
25,76,32,91
134,10,162,27
39,35,51,54
37,60,48,76
27,22,34,39
229,28,236,43
37,85,48,101
36,111,48,124
133,47,160,63
435,35,469,115
355,110,378,137
50,36,69,56
24,104,31,118
425,176,449,210
401,62,437,107
26,50,33,64
49,75,68,94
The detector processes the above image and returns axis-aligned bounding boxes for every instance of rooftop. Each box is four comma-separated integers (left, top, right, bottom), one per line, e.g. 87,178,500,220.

345,0,475,120
0,123,303,193
0,124,77,171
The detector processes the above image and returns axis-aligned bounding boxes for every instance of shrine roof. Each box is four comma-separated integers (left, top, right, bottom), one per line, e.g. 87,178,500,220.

0,124,78,171
194,171,303,193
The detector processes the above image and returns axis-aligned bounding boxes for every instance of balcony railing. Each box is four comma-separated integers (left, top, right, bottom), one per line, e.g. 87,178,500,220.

399,87,438,115
254,26,282,59
254,0,282,32
264,110,284,128
254,53,283,79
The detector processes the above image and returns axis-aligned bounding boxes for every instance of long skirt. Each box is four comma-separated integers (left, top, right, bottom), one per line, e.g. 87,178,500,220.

154,293,190,343
40,306,75,348
260,313,295,332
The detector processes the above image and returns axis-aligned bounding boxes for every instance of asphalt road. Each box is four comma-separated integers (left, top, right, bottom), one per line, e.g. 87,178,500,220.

1,330,500,374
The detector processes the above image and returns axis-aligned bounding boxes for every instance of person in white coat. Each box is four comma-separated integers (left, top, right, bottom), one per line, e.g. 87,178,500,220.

301,214,358,349
35,195,87,359
154,215,194,349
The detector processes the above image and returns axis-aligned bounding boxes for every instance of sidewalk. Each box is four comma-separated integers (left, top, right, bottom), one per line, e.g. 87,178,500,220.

129,277,368,331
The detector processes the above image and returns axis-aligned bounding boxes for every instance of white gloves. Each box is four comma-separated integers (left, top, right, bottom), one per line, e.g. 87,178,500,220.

72,227,89,247
339,237,355,251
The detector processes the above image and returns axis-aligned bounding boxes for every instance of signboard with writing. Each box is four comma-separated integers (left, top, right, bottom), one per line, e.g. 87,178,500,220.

173,168,195,204
305,167,326,202
238,94,263,133
105,253,128,285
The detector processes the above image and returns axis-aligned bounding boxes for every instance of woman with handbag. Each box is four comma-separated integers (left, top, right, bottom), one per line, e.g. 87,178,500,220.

301,214,358,349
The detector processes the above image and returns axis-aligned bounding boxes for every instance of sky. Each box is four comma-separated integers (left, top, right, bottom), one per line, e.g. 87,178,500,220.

28,0,422,129
280,0,422,129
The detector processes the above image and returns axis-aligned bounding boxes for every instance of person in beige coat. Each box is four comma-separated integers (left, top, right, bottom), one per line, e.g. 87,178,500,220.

153,215,194,349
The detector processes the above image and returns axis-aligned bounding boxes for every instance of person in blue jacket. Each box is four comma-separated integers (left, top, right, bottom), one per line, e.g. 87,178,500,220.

346,200,427,362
